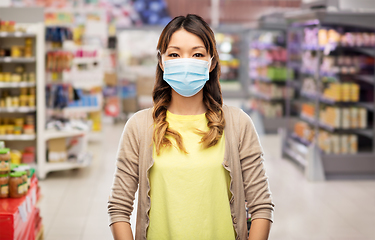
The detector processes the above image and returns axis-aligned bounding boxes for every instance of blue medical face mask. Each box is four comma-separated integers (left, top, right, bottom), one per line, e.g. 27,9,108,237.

161,55,213,97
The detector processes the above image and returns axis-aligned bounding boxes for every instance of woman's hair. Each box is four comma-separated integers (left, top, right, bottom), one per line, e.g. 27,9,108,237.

153,14,225,155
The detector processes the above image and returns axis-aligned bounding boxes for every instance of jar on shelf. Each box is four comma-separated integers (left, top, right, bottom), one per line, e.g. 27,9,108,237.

9,172,24,198
0,173,9,198
0,148,10,174
4,72,11,82
0,126,5,135
10,150,22,164
28,95,35,107
19,95,28,106
28,73,35,83
11,46,23,58
11,74,21,82
23,125,35,135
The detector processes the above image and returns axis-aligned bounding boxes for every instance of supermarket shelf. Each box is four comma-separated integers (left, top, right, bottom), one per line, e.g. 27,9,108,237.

356,75,374,85
290,133,311,146
322,153,375,174
0,106,36,113
64,106,101,113
44,129,87,140
283,147,307,167
250,89,286,102
0,134,36,141
0,82,36,88
287,135,309,155
45,152,92,173
300,92,373,111
0,57,36,63
263,117,291,133
0,31,36,38
300,114,373,136
252,76,288,84
250,43,284,50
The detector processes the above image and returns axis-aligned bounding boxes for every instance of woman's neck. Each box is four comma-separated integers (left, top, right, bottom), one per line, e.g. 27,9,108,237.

168,89,207,115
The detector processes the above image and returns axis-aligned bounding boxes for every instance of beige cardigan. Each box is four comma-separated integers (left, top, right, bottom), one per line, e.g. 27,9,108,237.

108,105,274,240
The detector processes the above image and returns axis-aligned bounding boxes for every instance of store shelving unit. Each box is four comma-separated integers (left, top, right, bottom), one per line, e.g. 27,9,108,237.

214,26,249,99
282,7,375,180
0,8,93,179
247,14,295,133
0,8,47,179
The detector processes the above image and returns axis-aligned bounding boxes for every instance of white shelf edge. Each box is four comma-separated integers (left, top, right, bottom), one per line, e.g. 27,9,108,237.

0,107,36,113
63,106,101,113
0,32,36,38
284,147,307,167
44,130,88,140
0,134,36,141
0,82,36,88
45,153,92,172
0,57,36,63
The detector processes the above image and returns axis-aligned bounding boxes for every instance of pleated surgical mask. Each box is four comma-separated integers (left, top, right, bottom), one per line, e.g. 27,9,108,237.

160,52,213,97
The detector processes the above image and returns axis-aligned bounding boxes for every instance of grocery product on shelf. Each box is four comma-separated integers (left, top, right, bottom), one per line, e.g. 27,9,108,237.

293,121,359,155
252,81,294,100
249,99,283,118
303,27,375,48
300,103,368,129
0,87,36,108
0,115,35,136
216,32,241,82
0,173,8,198
0,38,34,58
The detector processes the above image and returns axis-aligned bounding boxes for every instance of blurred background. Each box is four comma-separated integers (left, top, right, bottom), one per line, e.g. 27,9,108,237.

0,0,374,239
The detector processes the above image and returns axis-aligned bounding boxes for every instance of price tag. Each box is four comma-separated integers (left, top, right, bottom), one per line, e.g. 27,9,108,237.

0,32,7,37
31,188,36,205
18,202,28,222
14,32,22,37
4,57,11,62
26,196,32,213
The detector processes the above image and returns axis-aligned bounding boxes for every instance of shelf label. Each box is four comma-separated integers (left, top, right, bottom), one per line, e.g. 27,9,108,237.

18,202,28,222
14,32,22,37
0,32,6,37
31,188,37,205
26,196,32,214
4,57,11,62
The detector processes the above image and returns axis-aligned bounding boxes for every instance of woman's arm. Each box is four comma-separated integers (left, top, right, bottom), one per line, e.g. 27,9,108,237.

237,109,274,236
108,114,140,238
110,222,134,240
248,219,272,240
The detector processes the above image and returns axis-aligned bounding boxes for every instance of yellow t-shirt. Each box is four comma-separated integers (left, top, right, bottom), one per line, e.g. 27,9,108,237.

147,111,235,240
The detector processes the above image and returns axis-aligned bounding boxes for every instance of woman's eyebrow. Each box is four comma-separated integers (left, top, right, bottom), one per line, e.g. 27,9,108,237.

167,46,180,49
192,46,205,50
167,46,205,50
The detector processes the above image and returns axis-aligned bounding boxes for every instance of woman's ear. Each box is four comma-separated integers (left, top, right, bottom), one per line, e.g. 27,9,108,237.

158,52,164,71
159,61,164,71
209,57,217,72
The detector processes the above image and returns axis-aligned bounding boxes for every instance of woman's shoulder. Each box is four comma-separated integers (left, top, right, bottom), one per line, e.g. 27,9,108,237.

124,107,154,131
222,104,250,122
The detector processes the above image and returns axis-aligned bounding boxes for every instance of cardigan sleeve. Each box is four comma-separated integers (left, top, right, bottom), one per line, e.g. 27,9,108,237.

238,110,275,222
108,113,140,226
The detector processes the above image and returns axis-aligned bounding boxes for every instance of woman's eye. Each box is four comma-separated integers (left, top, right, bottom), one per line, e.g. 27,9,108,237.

168,53,179,57
193,53,204,57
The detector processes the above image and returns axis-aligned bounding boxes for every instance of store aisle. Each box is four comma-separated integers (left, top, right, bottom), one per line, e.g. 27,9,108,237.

38,123,375,240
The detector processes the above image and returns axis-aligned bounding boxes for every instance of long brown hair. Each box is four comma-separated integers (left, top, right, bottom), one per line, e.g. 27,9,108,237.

153,14,225,155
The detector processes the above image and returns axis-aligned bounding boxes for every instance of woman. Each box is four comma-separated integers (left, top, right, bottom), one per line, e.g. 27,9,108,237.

108,14,274,240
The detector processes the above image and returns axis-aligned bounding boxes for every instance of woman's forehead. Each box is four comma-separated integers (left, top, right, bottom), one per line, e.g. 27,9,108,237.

167,29,206,50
